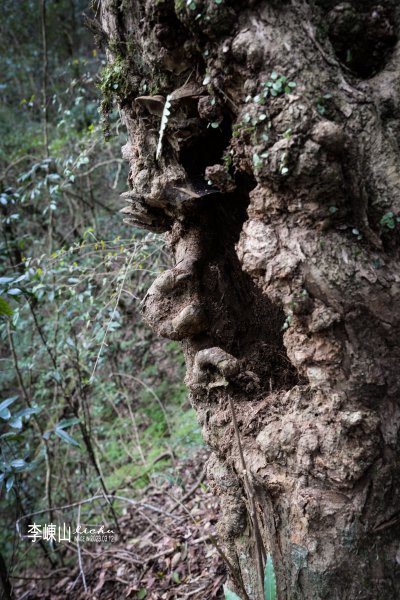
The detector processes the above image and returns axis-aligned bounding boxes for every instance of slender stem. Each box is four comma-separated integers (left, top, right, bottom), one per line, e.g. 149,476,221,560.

76,505,87,592
40,0,49,157
40,0,53,254
228,395,266,598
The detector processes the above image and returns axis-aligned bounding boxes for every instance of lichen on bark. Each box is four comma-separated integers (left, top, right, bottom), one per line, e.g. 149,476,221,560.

99,1,400,597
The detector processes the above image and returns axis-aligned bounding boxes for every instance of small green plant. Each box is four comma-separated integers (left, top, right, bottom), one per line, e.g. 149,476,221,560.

174,0,185,12
223,150,233,171
278,150,289,175
283,128,293,140
252,151,269,171
263,71,297,97
245,71,296,107
98,57,129,134
380,210,400,230
223,553,277,600
282,313,293,331
316,93,332,116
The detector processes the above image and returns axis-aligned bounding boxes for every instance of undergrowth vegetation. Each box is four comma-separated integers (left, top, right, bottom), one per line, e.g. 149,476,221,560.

0,0,201,582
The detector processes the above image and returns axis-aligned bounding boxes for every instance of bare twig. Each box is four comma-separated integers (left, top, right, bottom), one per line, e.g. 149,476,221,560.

76,158,123,178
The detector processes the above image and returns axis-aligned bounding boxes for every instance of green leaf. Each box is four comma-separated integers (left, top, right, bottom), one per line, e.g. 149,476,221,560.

264,554,277,600
223,585,242,600
0,297,13,317
9,417,22,430
172,571,180,584
10,459,28,471
56,418,80,429
137,590,147,600
7,288,23,296
0,408,11,420
13,406,41,419
6,475,15,493
0,396,19,410
253,153,263,170
55,428,80,447
0,396,18,419
0,277,16,286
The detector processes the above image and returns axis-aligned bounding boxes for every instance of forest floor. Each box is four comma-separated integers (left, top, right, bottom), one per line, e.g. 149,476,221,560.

13,450,225,600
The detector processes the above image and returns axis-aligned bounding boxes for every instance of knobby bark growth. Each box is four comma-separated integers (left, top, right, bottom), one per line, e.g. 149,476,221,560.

98,1,400,597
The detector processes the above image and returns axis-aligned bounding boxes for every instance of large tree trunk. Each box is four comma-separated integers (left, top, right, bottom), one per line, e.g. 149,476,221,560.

98,1,400,597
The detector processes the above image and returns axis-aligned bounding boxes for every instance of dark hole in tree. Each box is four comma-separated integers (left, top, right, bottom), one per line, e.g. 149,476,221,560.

325,1,398,78
179,115,232,180
190,170,301,392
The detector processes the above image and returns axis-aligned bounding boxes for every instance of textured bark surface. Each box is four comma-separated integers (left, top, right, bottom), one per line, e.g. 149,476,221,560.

98,1,400,597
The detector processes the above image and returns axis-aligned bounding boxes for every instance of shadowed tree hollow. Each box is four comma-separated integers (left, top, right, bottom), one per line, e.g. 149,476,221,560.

97,0,400,598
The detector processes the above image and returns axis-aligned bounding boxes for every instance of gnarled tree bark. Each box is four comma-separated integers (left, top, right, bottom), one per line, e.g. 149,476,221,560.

98,1,400,597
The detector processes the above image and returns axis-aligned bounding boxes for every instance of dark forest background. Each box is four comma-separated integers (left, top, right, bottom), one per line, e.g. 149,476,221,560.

0,1,205,594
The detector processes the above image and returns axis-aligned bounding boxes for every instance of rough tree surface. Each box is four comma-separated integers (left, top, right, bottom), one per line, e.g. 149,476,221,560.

98,1,400,598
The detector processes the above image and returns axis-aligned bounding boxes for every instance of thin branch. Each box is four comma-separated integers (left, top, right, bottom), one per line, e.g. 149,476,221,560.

76,158,123,178
90,252,135,382
113,372,173,439
2,155,37,179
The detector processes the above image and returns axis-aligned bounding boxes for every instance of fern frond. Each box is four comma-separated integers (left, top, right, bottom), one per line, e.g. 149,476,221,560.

156,94,172,161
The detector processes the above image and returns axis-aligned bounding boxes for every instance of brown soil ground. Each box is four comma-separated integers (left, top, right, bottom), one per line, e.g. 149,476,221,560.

13,450,225,600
